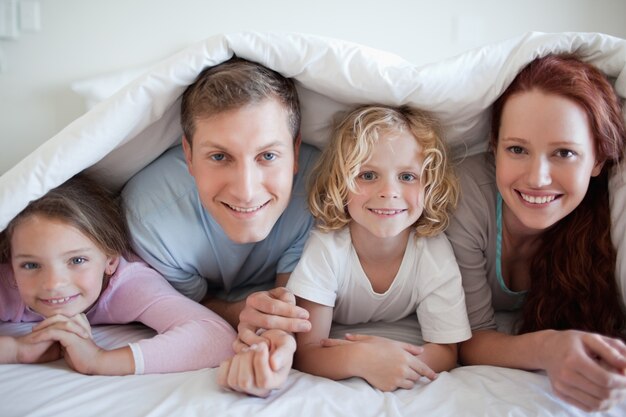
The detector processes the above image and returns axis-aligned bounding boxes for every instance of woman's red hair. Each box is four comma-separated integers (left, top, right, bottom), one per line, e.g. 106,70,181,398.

491,55,626,338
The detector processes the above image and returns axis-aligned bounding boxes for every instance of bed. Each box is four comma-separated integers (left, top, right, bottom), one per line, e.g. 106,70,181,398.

1,31,626,416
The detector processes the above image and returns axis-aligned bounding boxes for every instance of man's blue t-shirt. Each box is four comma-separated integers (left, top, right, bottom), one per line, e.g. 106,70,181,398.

122,142,319,302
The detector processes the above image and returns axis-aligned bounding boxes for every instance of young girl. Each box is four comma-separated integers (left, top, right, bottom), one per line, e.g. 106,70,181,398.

286,105,471,391
445,55,626,412
0,174,236,375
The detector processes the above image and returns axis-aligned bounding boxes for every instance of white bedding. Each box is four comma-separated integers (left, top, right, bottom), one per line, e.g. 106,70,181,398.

2,317,624,417
1,31,626,416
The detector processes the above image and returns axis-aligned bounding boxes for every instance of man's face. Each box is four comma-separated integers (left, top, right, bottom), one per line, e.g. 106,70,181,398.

183,98,300,243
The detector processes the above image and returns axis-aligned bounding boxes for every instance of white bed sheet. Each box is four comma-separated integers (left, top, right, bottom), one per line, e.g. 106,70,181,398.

1,317,623,417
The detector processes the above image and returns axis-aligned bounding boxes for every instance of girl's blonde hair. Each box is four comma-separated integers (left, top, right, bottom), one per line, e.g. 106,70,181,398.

309,105,458,237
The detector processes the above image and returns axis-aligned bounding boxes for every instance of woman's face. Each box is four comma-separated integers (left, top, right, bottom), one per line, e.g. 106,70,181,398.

495,89,603,233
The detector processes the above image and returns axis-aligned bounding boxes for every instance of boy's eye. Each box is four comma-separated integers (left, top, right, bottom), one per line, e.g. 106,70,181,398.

21,262,39,270
210,153,226,161
399,173,416,182
261,152,277,161
70,257,87,265
358,171,377,181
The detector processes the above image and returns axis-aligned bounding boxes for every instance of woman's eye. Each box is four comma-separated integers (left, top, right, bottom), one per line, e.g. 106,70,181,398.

210,153,226,161
261,152,277,161
507,146,525,154
358,171,376,181
399,173,416,182
21,262,39,270
556,149,575,158
70,257,87,265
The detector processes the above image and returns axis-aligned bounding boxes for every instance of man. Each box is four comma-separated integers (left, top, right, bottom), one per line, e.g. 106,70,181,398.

122,57,316,394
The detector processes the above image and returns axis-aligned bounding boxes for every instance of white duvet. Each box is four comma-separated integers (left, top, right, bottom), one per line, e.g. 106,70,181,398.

1,31,626,416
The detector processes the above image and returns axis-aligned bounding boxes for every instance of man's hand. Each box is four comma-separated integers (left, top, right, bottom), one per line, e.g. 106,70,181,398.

238,287,310,346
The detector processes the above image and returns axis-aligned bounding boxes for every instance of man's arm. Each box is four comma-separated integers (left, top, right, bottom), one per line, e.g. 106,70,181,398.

202,297,246,329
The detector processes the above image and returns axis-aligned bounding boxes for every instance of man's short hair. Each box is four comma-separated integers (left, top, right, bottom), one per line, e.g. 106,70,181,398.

181,57,301,144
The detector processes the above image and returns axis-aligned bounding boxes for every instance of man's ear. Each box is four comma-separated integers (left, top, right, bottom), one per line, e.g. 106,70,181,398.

591,159,605,177
182,135,194,174
293,132,302,175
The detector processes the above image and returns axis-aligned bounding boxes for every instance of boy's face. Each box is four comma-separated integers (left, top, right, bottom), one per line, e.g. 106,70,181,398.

183,98,300,244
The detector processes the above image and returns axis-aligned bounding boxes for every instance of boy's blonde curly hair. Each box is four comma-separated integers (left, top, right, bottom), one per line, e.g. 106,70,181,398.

308,105,458,237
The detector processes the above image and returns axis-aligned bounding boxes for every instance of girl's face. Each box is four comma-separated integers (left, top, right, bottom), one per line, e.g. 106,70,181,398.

10,214,119,318
495,89,603,233
347,130,425,241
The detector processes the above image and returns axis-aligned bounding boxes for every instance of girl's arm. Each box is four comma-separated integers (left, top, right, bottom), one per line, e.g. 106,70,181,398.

461,329,626,412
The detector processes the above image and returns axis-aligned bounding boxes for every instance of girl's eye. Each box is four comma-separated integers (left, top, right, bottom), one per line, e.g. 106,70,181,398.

507,146,525,155
261,152,277,161
70,257,87,265
358,171,377,181
555,149,576,158
21,262,39,270
399,173,416,182
210,153,226,161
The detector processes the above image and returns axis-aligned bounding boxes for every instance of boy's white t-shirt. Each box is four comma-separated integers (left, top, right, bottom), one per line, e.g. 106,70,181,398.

287,228,471,344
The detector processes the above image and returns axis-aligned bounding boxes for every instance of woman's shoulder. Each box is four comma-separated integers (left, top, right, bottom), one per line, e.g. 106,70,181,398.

453,152,495,187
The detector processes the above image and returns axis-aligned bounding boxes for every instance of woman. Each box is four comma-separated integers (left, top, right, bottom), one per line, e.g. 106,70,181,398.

446,55,626,412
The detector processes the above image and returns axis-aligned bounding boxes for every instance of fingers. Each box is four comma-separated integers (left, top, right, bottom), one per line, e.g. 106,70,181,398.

267,333,296,371
252,343,273,389
402,343,425,356
236,324,269,349
222,346,274,398
585,335,626,370
241,290,311,333
268,287,297,305
409,357,437,381
577,346,626,390
32,314,91,339
320,338,352,348
553,378,617,412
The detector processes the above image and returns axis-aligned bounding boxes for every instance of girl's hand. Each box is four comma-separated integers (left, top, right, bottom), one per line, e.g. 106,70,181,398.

31,314,92,339
321,333,435,392
218,329,296,397
13,333,61,364
30,314,104,375
542,330,626,411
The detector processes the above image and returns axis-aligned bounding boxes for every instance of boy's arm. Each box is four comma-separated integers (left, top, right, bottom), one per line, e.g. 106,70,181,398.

417,342,458,373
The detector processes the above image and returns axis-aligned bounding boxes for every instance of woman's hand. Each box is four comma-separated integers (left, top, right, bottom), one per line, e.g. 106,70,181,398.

541,330,626,411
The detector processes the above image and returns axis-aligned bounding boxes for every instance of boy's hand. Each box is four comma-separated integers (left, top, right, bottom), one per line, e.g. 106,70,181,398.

321,333,435,392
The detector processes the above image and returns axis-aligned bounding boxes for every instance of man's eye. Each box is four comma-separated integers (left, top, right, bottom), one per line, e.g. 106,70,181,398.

261,152,277,161
210,153,226,161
